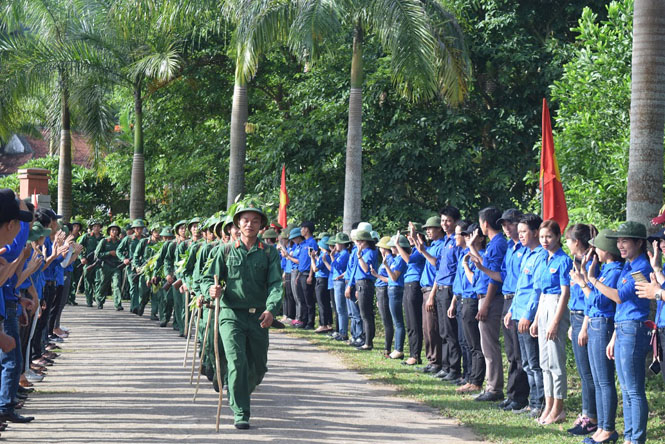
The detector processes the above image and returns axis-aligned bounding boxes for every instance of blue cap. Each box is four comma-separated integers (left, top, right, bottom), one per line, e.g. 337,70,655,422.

318,236,330,250
288,227,303,240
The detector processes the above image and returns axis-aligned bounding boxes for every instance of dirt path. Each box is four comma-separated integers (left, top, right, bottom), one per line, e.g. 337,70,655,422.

10,305,484,443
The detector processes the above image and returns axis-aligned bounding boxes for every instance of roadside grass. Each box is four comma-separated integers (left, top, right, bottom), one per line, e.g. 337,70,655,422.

280,322,665,444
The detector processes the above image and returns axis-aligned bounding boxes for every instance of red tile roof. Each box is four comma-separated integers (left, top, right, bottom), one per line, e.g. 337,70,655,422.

0,131,94,175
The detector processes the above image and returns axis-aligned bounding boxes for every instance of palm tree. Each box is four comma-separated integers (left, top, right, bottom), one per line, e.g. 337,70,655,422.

291,0,470,231
0,0,114,221
626,0,665,226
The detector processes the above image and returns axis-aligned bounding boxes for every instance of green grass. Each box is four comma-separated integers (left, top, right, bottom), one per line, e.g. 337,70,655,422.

281,324,665,444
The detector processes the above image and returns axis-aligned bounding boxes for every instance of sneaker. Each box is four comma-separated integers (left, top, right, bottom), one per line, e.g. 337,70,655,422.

567,415,597,436
334,334,348,341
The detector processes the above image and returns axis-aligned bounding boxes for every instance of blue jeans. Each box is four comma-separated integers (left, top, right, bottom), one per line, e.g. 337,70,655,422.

388,286,405,352
0,301,21,413
345,283,363,340
588,317,617,432
333,280,348,337
517,324,544,410
615,320,649,444
571,312,596,419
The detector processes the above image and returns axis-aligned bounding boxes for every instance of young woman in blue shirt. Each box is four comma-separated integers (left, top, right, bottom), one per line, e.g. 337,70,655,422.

371,237,394,357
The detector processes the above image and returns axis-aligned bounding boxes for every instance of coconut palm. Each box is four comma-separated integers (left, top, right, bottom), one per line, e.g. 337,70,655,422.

626,0,665,226
0,0,114,220
291,0,470,231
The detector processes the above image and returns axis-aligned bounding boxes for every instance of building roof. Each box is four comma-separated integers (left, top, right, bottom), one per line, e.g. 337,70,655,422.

0,131,93,175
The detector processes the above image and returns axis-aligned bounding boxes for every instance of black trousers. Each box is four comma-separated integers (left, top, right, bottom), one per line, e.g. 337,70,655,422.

435,285,461,375
315,277,333,326
283,272,296,319
33,282,56,359
48,284,65,336
356,280,375,347
456,298,471,380
297,274,316,328
403,282,423,361
376,286,393,352
461,298,485,386
502,296,529,404
659,328,665,385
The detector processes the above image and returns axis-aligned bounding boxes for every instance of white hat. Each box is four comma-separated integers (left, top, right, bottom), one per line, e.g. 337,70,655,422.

350,229,358,241
357,222,372,232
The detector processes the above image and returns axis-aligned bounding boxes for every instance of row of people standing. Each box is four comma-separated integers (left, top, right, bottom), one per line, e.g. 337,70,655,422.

274,208,664,444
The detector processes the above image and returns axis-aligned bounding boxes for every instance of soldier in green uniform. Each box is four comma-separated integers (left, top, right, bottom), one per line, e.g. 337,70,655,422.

154,227,176,327
201,205,283,430
119,224,134,302
170,220,190,336
133,225,162,320
117,219,146,314
94,223,123,310
79,220,104,307
68,220,84,305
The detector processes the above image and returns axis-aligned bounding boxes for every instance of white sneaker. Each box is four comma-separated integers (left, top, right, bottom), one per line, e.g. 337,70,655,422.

25,369,44,383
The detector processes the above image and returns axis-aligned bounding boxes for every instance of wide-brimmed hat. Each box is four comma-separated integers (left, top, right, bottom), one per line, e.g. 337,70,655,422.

318,236,331,250
263,228,278,240
234,206,268,229
160,228,174,237
387,234,410,248
605,221,647,240
376,236,392,249
370,231,380,242
288,227,303,240
423,216,441,229
409,222,425,235
355,230,373,242
357,222,372,232
326,234,338,246
590,229,621,257
131,219,146,229
106,223,121,235
335,233,351,244
188,217,201,229
28,221,51,242
316,231,330,240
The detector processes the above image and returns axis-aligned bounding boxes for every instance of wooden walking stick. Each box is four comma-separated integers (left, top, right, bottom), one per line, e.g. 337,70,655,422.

184,290,190,336
183,293,195,367
213,275,223,432
189,305,202,382
193,304,212,401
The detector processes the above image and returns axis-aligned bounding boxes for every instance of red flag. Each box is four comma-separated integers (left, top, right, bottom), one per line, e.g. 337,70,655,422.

278,165,289,228
540,98,568,232
32,188,38,209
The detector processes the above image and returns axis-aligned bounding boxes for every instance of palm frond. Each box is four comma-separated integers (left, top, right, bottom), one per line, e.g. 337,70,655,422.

289,0,341,62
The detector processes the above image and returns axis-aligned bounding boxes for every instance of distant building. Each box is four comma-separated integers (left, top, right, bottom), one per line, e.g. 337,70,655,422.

0,131,93,176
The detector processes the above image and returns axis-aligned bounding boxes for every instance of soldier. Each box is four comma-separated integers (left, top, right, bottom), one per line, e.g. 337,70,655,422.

171,220,190,336
133,225,162,320
68,220,84,306
201,204,283,430
79,220,104,307
117,219,146,315
94,223,123,310
154,228,176,327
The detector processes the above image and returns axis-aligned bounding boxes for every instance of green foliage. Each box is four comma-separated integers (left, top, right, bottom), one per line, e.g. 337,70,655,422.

546,0,633,228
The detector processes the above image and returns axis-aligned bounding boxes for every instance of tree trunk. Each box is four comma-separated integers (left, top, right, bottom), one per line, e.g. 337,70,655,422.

343,23,364,233
129,82,145,219
227,76,248,209
57,71,72,221
626,0,665,228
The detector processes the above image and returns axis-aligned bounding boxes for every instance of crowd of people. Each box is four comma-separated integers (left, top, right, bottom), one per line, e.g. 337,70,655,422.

1,186,664,442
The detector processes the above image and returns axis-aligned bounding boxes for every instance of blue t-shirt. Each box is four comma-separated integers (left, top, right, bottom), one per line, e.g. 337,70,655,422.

332,249,349,282
570,259,598,311
420,238,444,288
534,247,572,297
454,248,479,299
474,234,508,295
284,245,294,273
352,248,378,283
297,237,318,273
615,253,652,322
586,261,622,319
511,246,546,321
388,255,407,287
404,249,425,283
376,254,392,288
435,234,460,286
315,252,330,279
1,221,30,308
501,239,525,295
345,246,358,287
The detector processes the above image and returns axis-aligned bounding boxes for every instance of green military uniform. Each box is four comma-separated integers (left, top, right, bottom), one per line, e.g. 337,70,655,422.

133,226,161,319
117,220,146,314
120,224,134,302
200,206,283,427
79,222,104,307
68,221,84,305
170,220,190,336
155,230,176,327
93,223,123,309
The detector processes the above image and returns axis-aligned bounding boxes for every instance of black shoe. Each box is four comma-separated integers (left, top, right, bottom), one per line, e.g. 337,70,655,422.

474,391,504,402
503,400,527,412
87,304,93,307
443,372,461,381
97,305,103,309
234,421,250,430
433,369,449,379
116,306,124,311
130,308,138,314
303,325,314,330
454,377,467,386
497,398,512,409
0,411,34,423
16,393,28,400
417,364,441,374
150,315,159,321
159,322,167,327
71,301,78,306
18,387,34,394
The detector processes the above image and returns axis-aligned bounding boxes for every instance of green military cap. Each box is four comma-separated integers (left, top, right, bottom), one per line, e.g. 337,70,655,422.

173,220,188,231
29,221,51,242
160,227,174,237
423,216,441,229
223,215,235,235
410,222,425,235
89,219,103,227
387,234,410,248
318,236,331,250
131,219,146,229
316,231,330,240
233,205,268,229
124,224,133,232
335,232,351,244
263,228,278,240
149,224,160,233
71,219,84,228
60,224,70,235
326,233,338,246
188,217,201,229
606,221,647,240
212,219,226,239
376,236,392,249
355,230,373,242
590,229,621,257
106,223,121,235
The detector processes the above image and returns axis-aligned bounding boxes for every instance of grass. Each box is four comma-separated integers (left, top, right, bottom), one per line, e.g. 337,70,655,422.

280,320,665,444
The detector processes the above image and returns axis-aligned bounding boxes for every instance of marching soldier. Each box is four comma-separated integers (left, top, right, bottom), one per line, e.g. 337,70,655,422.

133,225,162,320
154,228,176,327
79,220,104,307
93,223,123,310
117,219,146,315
